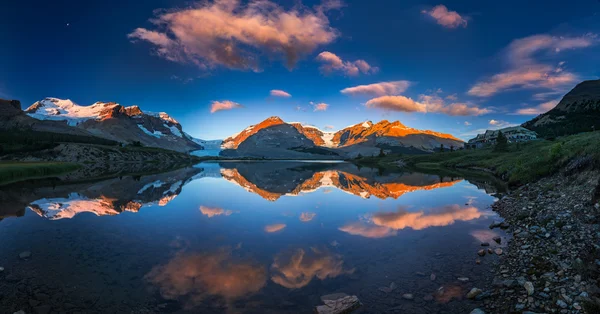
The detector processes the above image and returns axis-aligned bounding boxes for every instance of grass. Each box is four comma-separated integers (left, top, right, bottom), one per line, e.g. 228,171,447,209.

0,162,81,185
356,131,600,186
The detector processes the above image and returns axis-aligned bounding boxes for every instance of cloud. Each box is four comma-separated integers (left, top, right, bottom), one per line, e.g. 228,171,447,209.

488,119,513,128
129,0,340,71
199,206,236,218
469,34,597,97
464,121,472,126
145,249,267,308
264,223,286,233
419,94,491,116
299,212,316,222
422,5,468,29
324,125,335,130
210,100,243,113
313,102,329,111
338,222,397,238
271,247,353,289
270,90,292,98
316,51,378,76
446,93,458,101
371,205,482,231
340,81,411,96
514,98,559,115
365,95,427,113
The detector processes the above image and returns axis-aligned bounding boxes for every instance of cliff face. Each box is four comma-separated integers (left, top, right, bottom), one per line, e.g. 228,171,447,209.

523,79,600,137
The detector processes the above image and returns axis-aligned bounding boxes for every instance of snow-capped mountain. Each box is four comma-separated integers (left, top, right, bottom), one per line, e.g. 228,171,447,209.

221,116,464,158
24,97,202,152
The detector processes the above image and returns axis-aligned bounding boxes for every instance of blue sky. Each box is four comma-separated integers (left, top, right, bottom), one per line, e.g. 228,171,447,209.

1,0,599,140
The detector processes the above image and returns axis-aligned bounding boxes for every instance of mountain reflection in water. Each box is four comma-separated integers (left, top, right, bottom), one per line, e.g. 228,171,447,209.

0,162,506,314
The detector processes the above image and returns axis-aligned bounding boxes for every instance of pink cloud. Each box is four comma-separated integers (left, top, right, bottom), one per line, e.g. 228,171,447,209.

338,222,397,238
365,95,427,113
313,102,329,111
264,224,286,233
340,81,411,96
371,205,482,231
210,100,243,113
422,5,467,29
469,34,597,97
129,0,340,71
419,94,491,116
514,99,560,115
270,90,292,98
316,51,378,76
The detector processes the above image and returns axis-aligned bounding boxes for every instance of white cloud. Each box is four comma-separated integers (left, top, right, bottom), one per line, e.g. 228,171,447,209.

129,0,341,71
469,34,597,97
464,121,472,126
316,51,378,76
422,5,468,29
488,119,513,128
340,81,411,96
270,90,292,98
210,100,243,113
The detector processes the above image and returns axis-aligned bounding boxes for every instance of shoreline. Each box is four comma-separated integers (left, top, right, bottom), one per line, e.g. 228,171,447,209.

470,168,600,314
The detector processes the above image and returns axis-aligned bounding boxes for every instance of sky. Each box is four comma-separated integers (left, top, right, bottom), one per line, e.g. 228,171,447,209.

1,0,599,140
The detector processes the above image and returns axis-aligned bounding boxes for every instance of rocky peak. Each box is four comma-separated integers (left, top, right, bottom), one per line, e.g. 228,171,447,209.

222,116,287,149
554,79,600,112
0,99,22,117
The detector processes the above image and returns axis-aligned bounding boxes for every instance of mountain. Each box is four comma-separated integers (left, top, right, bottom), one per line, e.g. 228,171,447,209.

221,117,464,158
23,97,202,152
522,79,600,138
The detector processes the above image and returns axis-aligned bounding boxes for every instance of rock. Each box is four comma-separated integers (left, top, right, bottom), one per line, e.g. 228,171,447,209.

466,288,482,299
0,267,3,272
423,295,434,301
475,259,481,264
556,299,568,309
13,311,26,314
494,248,503,255
402,293,414,300
481,242,490,247
470,309,485,314
489,221,502,229
492,236,501,244
5,274,19,283
430,273,436,281
378,282,397,293
415,271,426,276
595,203,599,210
34,305,51,314
477,249,486,256
524,281,534,295
457,277,469,282
316,294,362,314
19,251,32,259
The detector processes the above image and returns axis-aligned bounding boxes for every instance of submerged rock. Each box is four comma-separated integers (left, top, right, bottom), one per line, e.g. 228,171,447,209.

19,251,31,259
316,293,362,314
466,288,482,299
470,309,485,314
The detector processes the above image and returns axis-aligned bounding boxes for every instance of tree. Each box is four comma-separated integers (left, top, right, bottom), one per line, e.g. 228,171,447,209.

378,148,386,157
440,144,444,152
494,131,509,152
450,145,454,152
356,153,363,159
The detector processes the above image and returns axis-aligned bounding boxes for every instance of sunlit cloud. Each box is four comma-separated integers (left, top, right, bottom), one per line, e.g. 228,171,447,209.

313,102,329,111
488,119,514,128
422,5,468,29
371,205,482,230
145,249,267,308
270,90,292,98
199,206,237,218
316,51,378,76
514,98,559,115
264,223,287,233
129,0,341,71
338,222,397,238
365,95,427,113
271,247,354,289
469,34,597,97
341,81,411,96
299,212,317,222
210,100,243,113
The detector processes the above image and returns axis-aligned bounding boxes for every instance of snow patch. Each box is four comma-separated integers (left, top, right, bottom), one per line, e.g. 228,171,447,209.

321,132,335,148
165,124,183,137
26,98,118,126
137,180,166,194
362,121,372,128
138,125,163,138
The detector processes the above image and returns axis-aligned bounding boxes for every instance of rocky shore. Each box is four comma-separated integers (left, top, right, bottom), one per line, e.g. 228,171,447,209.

470,167,600,314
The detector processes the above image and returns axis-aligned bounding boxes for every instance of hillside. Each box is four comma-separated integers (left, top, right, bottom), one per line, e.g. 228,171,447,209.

522,79,600,138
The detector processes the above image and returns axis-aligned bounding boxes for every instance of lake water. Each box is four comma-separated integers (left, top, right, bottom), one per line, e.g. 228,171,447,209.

0,162,507,314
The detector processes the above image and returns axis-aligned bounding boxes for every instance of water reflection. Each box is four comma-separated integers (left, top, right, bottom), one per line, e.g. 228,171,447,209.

145,248,267,308
0,162,506,313
271,247,354,289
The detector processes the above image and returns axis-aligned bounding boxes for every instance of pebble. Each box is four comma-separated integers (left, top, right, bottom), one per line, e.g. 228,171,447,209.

477,249,485,256
457,277,469,282
494,248,503,255
430,273,436,281
556,299,568,309
524,281,534,295
402,293,414,300
19,251,31,259
466,288,482,299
